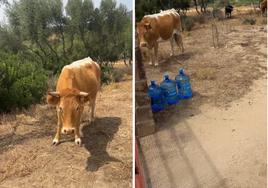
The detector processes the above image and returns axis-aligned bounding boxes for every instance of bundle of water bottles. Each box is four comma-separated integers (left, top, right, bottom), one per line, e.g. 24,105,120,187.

148,68,193,112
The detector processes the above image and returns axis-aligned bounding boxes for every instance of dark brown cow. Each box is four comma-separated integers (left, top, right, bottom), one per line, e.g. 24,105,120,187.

225,5,234,18
260,0,267,17
136,9,184,66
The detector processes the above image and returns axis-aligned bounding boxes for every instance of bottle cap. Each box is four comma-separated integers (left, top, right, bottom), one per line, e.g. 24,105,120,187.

179,68,183,74
164,74,169,80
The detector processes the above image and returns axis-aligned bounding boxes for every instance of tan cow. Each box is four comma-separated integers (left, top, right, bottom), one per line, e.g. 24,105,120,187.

260,0,267,17
136,9,184,66
47,57,101,146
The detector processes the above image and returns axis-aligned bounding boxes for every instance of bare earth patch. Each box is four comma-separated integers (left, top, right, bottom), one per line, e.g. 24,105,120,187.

0,75,133,187
138,10,267,188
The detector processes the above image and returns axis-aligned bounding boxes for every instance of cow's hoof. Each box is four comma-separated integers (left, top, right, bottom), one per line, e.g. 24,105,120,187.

91,120,95,125
52,138,60,146
75,138,82,146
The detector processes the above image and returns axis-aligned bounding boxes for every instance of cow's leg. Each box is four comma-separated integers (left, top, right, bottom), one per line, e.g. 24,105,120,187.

90,100,96,124
52,112,62,146
149,48,154,65
154,42,159,66
74,125,82,146
170,38,174,56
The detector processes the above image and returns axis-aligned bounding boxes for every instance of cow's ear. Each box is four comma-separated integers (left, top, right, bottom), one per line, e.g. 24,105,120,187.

47,95,60,106
145,23,151,31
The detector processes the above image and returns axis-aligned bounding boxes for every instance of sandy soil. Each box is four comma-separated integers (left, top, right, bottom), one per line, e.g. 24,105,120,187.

138,8,267,188
0,72,133,187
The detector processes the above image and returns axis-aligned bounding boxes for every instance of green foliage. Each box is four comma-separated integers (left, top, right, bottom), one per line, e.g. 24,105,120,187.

65,0,132,67
192,14,207,24
0,0,132,113
234,2,242,6
4,0,74,74
182,16,195,31
135,0,190,22
101,66,132,84
3,0,133,74
0,51,50,112
212,8,223,19
101,66,115,84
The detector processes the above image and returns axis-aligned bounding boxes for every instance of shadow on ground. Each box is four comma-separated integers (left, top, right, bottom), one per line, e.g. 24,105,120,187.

82,117,122,172
139,101,228,187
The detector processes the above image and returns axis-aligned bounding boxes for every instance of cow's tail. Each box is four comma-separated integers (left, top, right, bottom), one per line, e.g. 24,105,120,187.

174,33,184,53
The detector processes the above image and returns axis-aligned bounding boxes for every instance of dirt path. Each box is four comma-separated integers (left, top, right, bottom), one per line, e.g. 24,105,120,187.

138,10,267,188
139,74,266,188
0,79,133,187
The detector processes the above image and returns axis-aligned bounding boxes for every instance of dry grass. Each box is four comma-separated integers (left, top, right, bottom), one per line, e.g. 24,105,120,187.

195,69,216,80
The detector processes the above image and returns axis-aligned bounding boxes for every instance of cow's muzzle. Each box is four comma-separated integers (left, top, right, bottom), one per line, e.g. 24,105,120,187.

62,128,75,135
140,42,147,47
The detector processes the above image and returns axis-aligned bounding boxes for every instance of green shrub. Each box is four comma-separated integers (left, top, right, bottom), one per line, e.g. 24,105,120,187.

193,14,206,24
101,66,115,85
243,18,256,25
212,8,223,20
182,17,195,31
0,51,50,112
234,2,242,6
101,65,132,85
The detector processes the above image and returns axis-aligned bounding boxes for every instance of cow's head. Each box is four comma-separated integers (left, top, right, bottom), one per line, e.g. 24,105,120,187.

136,21,152,48
47,88,90,135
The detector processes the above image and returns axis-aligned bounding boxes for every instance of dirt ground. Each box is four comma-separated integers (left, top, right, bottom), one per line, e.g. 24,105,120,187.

138,7,267,188
0,66,133,187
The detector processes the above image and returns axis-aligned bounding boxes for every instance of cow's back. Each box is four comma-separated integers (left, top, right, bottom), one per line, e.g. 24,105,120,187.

142,9,182,41
57,57,101,100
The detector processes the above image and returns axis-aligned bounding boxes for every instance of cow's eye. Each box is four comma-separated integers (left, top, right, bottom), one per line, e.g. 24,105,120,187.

59,107,63,113
76,107,79,111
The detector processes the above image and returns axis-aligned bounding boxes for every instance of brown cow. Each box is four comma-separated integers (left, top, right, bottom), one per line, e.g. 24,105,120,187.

47,57,101,146
136,9,184,66
260,0,267,17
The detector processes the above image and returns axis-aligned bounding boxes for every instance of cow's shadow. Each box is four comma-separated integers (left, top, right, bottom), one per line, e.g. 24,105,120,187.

82,117,122,172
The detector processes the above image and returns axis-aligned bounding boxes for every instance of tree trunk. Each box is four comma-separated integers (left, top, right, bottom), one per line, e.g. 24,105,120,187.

52,57,60,75
193,0,200,14
123,51,128,66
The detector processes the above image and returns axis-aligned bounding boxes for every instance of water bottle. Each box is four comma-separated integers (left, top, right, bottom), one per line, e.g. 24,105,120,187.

175,68,193,99
160,74,179,105
148,80,164,112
